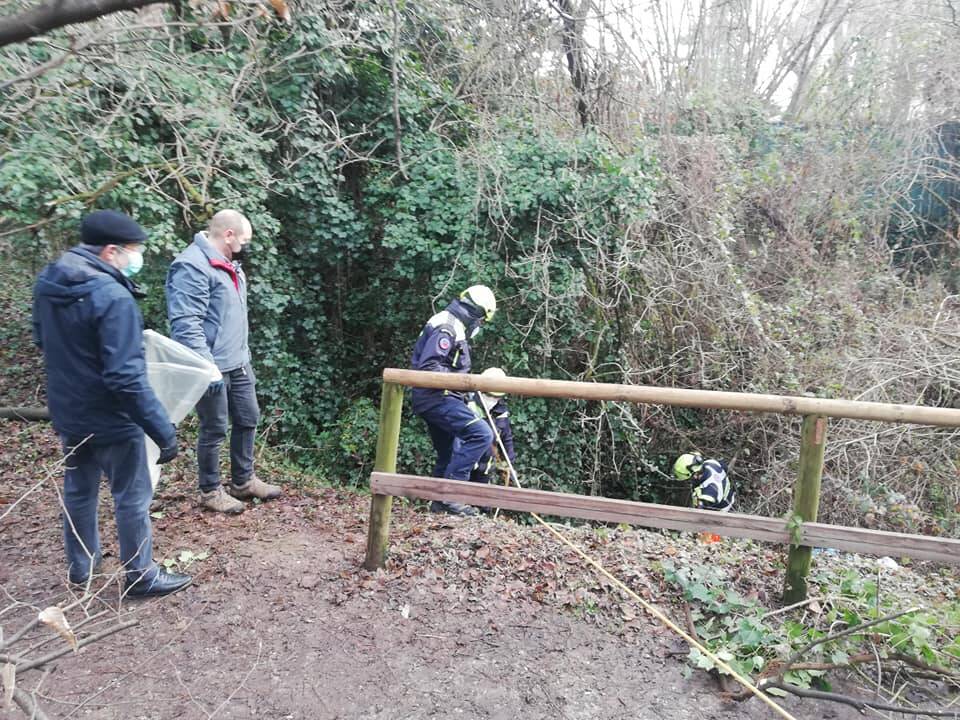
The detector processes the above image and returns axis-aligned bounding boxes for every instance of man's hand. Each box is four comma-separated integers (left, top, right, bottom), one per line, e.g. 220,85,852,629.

206,379,225,396
157,443,179,465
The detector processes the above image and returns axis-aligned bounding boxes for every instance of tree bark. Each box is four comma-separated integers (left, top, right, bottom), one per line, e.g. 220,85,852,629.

554,0,591,128
0,0,171,48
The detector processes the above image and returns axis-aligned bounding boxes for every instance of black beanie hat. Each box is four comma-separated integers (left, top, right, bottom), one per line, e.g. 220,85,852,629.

80,210,148,247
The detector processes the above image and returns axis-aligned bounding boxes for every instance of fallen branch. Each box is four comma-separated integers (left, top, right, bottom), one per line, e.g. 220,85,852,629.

890,652,960,682
0,407,50,421
12,687,52,720
16,617,139,672
0,618,40,652
761,679,960,718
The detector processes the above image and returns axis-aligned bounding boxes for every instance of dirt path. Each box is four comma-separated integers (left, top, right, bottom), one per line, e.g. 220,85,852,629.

2,422,869,719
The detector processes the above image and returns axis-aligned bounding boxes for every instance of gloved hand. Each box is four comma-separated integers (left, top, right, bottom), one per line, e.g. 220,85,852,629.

206,379,225,396
157,443,179,465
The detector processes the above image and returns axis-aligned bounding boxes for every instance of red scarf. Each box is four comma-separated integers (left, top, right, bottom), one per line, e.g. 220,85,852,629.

208,258,239,292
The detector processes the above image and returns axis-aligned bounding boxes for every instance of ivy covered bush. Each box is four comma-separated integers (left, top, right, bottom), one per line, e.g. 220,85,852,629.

2,0,958,531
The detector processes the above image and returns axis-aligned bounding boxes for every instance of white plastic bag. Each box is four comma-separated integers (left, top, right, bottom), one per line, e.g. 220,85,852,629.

143,330,222,489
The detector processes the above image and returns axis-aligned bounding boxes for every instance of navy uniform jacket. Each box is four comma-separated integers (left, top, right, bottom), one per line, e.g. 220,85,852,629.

32,247,175,448
409,299,481,414
692,459,735,511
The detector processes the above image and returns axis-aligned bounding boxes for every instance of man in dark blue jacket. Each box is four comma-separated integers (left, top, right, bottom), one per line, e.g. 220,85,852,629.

33,210,191,598
410,285,497,516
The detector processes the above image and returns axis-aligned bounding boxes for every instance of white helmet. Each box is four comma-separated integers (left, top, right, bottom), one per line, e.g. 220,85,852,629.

480,367,507,398
460,285,497,322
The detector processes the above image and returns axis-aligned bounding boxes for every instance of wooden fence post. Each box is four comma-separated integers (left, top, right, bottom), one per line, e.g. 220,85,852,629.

363,382,404,570
783,414,827,603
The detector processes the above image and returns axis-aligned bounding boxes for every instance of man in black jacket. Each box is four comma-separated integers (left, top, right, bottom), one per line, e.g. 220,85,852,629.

33,210,191,598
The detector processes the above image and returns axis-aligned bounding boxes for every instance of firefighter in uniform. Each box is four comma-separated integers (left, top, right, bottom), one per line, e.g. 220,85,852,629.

672,453,735,511
410,286,497,516
468,367,515,485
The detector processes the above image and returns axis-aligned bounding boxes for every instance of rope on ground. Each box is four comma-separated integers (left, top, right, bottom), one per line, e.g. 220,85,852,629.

480,400,799,720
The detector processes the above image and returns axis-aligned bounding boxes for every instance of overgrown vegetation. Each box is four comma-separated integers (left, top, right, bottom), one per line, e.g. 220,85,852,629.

663,562,960,689
663,558,960,703
1,0,959,535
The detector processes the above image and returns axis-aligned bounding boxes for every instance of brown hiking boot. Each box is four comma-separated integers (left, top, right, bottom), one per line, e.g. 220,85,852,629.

228,475,282,501
200,486,245,514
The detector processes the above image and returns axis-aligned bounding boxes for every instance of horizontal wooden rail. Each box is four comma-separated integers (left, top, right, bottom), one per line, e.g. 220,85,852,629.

383,369,960,427
371,472,960,565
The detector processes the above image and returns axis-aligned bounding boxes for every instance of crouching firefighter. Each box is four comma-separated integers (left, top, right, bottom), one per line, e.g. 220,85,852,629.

410,286,497,517
468,367,516,485
672,453,736,512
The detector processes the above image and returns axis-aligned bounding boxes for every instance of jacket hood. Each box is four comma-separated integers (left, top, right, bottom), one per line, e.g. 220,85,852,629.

446,298,483,333
35,247,134,306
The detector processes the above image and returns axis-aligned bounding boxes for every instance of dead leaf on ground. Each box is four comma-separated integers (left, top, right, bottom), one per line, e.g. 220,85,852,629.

38,607,77,652
268,0,292,22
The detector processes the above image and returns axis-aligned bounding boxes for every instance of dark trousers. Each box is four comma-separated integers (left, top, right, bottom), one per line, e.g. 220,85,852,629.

418,398,494,481
61,435,157,583
469,446,495,484
195,363,260,491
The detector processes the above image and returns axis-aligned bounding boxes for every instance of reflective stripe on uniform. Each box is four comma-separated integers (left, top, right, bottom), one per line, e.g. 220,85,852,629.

693,460,733,509
426,310,466,341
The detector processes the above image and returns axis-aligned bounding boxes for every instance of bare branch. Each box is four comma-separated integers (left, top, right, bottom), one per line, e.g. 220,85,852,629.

761,679,960,717
0,0,171,49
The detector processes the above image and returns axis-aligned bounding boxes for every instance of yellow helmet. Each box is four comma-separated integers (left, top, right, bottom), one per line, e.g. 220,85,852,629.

480,367,507,397
460,285,496,322
673,453,704,481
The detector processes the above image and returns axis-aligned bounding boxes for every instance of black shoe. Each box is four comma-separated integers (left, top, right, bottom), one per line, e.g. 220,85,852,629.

125,570,192,598
68,558,103,585
429,500,479,517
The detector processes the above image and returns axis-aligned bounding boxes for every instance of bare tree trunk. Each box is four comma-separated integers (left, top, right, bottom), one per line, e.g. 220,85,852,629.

554,0,592,128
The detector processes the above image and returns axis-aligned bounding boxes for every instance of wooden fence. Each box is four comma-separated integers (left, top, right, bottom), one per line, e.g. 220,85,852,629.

364,369,960,601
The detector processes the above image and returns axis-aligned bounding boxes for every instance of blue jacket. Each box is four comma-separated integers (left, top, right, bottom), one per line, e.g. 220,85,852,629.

692,459,735,511
410,299,482,414
32,247,175,448
165,232,250,373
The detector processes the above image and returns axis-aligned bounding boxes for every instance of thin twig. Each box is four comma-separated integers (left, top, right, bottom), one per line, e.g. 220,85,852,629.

208,640,262,719
15,618,139,672
779,606,921,674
